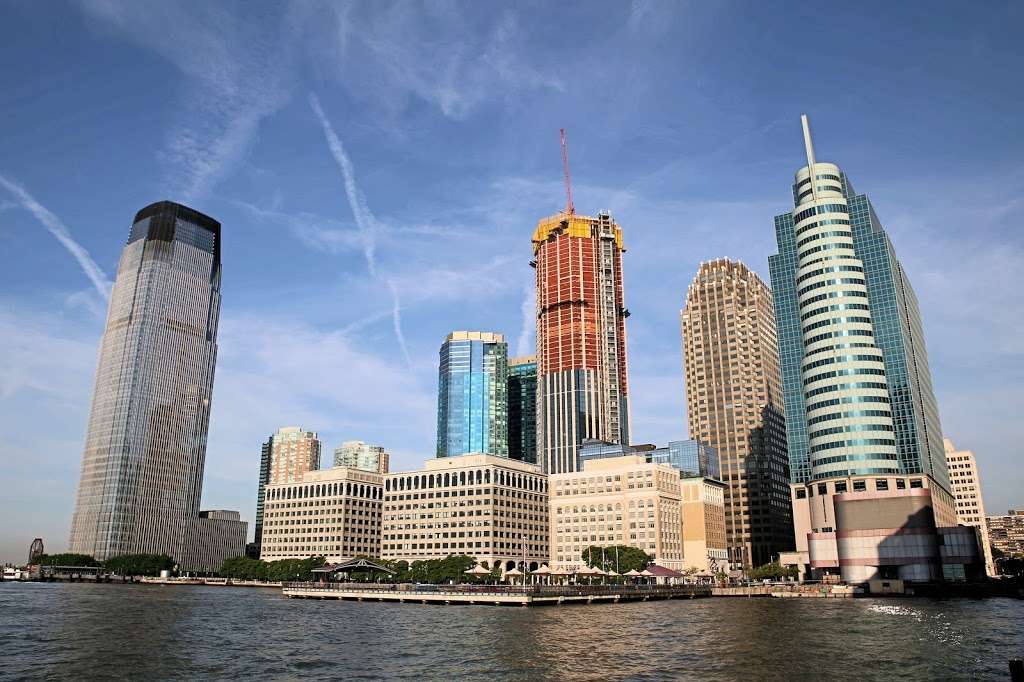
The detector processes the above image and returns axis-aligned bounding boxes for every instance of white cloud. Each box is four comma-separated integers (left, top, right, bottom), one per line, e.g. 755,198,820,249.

516,283,535,357
0,174,112,299
385,279,413,371
232,199,365,255
308,92,383,276
205,313,435,485
78,0,296,202
331,5,562,120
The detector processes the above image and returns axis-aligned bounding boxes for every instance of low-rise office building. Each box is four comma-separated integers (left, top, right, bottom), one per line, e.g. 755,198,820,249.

681,476,728,572
260,467,384,562
944,438,994,575
183,510,248,573
987,509,1024,558
787,473,983,583
382,454,548,571
549,454,686,571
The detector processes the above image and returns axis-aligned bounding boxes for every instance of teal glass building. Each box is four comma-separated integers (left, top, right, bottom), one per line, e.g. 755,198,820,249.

768,119,949,489
436,331,509,458
507,356,538,464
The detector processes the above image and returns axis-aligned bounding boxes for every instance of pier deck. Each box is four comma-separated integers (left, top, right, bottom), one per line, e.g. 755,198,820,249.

282,583,712,606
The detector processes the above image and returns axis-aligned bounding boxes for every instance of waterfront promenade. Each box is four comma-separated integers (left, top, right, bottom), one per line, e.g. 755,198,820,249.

282,582,712,606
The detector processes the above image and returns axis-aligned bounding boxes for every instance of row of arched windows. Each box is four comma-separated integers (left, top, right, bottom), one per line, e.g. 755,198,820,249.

267,481,381,501
384,469,546,493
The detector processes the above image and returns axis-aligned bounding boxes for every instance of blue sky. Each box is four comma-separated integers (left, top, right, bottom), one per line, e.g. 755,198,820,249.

1,1,1022,563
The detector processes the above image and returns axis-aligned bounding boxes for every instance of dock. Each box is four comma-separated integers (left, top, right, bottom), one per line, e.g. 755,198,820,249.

282,583,713,606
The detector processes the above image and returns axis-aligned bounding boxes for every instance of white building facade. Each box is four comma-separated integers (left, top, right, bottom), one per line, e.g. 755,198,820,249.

382,454,548,571
549,455,685,571
944,438,994,575
260,467,383,562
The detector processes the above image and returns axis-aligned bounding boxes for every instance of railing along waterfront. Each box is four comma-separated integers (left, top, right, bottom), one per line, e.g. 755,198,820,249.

281,582,711,597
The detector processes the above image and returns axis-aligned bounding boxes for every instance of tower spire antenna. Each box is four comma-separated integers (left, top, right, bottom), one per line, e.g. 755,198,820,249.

801,114,818,202
801,114,816,170
560,128,575,215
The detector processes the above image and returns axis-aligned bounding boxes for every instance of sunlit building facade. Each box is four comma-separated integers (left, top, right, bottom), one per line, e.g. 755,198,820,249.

534,211,630,474
382,454,548,571
549,455,686,570
681,258,793,568
260,466,384,562
681,476,729,573
944,438,994,574
68,201,242,570
436,332,509,458
771,117,975,583
334,440,390,474
987,510,1024,559
268,427,321,484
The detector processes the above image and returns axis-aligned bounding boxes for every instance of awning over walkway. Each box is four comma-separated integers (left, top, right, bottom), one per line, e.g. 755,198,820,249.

312,558,395,575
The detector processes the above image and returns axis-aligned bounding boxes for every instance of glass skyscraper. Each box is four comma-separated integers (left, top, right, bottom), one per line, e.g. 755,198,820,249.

579,439,721,479
69,201,224,563
436,331,509,458
507,355,538,464
253,435,273,556
768,116,949,489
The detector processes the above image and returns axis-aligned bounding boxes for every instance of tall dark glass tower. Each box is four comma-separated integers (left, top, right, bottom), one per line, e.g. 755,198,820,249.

253,434,273,556
507,355,537,463
69,201,222,562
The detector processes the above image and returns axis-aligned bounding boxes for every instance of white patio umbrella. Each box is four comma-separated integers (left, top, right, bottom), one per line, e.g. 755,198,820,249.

464,564,490,576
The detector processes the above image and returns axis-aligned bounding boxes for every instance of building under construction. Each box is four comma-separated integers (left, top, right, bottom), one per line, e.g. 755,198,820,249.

533,131,631,474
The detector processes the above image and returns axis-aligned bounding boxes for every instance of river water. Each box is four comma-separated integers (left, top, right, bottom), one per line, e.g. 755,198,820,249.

1,583,1021,680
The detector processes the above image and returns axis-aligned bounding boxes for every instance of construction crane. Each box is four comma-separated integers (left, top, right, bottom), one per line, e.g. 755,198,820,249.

560,128,575,216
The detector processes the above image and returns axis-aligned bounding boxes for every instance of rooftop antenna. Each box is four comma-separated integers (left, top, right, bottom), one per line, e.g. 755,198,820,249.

560,128,575,215
801,114,818,201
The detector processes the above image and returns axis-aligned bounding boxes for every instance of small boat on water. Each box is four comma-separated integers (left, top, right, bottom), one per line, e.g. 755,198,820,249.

2,567,25,581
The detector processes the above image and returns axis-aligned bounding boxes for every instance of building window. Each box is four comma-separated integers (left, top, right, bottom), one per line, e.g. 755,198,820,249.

910,479,923,489
834,481,847,493
853,480,866,492
875,479,889,491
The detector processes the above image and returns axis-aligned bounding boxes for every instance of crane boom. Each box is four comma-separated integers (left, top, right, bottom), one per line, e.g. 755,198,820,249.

560,128,575,215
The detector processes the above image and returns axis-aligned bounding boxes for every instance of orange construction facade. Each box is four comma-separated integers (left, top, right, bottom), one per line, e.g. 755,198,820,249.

533,211,630,474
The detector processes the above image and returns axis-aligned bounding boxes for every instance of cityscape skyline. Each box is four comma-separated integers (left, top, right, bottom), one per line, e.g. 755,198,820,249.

1,2,1022,565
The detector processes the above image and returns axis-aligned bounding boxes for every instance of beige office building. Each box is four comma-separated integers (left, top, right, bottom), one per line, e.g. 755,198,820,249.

681,476,729,572
681,258,793,569
259,467,383,562
549,455,686,571
269,427,321,484
988,510,1024,559
382,454,548,571
944,438,994,574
